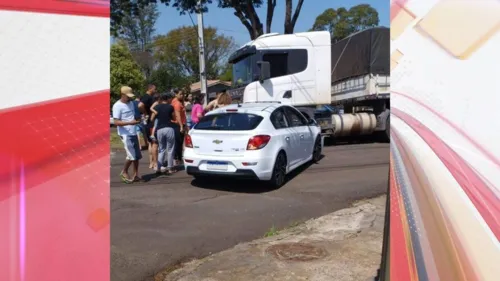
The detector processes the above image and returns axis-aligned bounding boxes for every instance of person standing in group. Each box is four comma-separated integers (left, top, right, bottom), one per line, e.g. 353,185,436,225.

204,89,232,112
171,89,187,166
184,93,193,129
150,93,177,174
204,90,223,113
147,93,161,171
216,91,232,108
112,86,142,184
190,95,204,128
138,84,157,169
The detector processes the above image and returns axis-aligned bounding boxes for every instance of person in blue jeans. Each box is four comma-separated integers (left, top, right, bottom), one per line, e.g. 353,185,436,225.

150,93,177,174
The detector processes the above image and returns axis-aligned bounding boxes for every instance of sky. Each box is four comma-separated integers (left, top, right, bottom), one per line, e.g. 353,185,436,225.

154,0,390,45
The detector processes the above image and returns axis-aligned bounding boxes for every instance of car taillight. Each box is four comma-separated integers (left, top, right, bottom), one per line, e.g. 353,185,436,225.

185,134,193,148
247,135,271,150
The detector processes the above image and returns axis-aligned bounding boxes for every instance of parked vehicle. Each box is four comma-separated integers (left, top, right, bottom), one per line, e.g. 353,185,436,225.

183,102,322,187
227,27,390,141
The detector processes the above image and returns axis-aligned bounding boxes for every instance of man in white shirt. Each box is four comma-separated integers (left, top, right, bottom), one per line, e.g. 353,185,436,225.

112,86,142,183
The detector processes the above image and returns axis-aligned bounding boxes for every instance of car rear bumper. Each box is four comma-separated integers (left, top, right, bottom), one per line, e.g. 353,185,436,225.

186,166,259,179
183,148,274,180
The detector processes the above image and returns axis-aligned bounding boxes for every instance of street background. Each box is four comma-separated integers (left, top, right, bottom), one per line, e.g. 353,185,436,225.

111,142,389,281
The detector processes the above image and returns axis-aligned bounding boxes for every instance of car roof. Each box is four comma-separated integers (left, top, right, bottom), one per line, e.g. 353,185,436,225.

207,102,283,116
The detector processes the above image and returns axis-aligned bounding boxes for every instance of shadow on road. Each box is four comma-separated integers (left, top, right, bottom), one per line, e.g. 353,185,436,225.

324,134,388,147
191,155,325,194
140,165,186,182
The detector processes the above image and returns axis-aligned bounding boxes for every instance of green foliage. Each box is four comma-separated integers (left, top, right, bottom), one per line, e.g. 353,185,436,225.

264,225,278,237
311,4,379,43
117,2,159,52
147,64,192,93
110,42,146,105
115,3,160,80
111,0,305,41
218,64,232,82
154,26,236,80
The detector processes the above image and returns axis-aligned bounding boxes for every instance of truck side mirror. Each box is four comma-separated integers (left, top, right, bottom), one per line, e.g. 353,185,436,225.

256,61,271,83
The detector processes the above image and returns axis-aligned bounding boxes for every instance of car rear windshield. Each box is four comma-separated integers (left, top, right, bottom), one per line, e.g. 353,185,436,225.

194,113,263,131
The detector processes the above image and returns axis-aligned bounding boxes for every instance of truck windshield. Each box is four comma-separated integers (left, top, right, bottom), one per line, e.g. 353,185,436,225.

232,55,253,87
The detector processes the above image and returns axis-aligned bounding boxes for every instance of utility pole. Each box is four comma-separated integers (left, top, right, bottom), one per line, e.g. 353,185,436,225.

196,0,208,107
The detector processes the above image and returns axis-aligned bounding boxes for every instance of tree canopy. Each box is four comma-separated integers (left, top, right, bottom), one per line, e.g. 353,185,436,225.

110,42,145,105
311,4,379,43
154,26,236,80
115,2,160,80
111,0,306,40
147,64,192,93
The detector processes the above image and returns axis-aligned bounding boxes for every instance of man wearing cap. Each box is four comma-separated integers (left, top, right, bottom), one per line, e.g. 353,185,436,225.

112,86,142,183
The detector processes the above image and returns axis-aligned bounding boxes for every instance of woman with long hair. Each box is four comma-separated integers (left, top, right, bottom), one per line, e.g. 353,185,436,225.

204,90,232,112
216,91,232,108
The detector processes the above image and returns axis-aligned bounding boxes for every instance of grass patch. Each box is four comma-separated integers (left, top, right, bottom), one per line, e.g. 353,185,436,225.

110,131,122,149
264,225,279,237
288,220,303,228
264,220,305,238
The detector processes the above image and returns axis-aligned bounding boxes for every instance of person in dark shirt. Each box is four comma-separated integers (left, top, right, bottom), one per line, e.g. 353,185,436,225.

151,93,176,174
138,84,157,168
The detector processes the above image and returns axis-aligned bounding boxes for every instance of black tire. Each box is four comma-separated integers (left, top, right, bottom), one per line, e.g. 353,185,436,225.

267,152,287,188
312,136,322,163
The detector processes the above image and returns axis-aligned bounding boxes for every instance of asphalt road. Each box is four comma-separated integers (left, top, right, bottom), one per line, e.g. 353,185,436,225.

111,142,389,281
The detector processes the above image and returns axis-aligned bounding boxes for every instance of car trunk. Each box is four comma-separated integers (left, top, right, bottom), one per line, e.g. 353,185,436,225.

190,130,252,157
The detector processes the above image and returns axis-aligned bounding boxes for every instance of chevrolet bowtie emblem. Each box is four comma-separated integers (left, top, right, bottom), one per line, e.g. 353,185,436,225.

213,139,223,144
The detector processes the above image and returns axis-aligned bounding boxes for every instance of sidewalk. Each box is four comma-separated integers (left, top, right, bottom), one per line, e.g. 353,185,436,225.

157,195,386,281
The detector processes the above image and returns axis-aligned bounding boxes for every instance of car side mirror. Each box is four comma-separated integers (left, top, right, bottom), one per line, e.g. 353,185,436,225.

256,61,271,83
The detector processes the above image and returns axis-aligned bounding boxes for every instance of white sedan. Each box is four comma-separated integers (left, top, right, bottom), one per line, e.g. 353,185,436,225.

183,102,322,187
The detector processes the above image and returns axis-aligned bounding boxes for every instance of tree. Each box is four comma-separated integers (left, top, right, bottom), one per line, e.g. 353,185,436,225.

110,42,146,105
154,26,236,80
284,0,305,34
118,3,159,52
218,64,232,81
311,4,379,43
116,2,159,79
111,0,306,41
147,64,192,93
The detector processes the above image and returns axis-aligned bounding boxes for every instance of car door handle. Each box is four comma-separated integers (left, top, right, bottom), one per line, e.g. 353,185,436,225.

285,137,290,141
300,134,304,139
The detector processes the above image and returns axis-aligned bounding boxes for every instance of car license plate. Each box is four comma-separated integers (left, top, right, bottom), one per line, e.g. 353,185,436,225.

206,161,228,171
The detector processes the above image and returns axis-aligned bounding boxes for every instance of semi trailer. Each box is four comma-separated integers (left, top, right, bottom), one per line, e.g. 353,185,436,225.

227,27,390,141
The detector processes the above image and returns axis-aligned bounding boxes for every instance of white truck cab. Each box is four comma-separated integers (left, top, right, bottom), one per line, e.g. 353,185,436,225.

228,31,332,107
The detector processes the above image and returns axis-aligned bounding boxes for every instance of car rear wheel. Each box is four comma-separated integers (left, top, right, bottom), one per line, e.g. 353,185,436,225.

268,152,287,188
312,137,322,163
